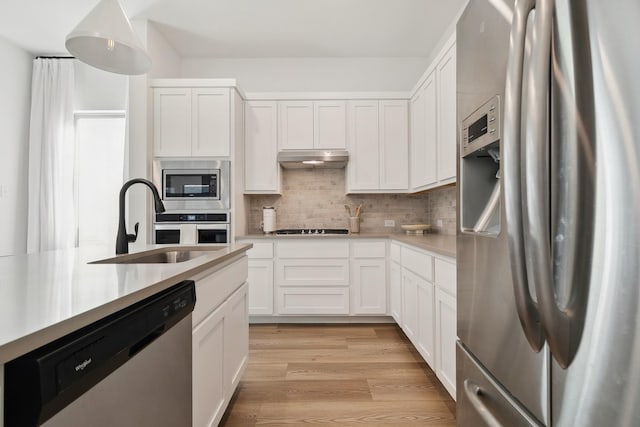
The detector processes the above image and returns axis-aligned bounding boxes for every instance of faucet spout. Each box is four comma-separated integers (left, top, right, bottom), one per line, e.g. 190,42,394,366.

116,178,165,255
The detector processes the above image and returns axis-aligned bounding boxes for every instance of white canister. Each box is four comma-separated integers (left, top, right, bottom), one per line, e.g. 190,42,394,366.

262,206,276,234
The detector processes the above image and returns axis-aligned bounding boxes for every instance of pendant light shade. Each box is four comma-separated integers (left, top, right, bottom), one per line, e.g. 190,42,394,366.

65,0,151,75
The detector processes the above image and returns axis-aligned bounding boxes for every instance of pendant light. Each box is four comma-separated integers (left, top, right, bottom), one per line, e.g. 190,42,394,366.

65,0,151,75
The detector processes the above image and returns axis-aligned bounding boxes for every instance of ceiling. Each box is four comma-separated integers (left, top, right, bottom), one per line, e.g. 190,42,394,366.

1,0,467,58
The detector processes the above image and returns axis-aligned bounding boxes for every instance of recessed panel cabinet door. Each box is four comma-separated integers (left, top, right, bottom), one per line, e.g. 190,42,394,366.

389,261,402,323
351,258,387,314
417,278,435,368
248,260,274,315
347,100,380,190
154,88,191,157
437,43,457,182
435,287,457,399
192,303,226,427
245,101,279,193
380,100,409,190
410,72,438,189
314,101,347,149
401,269,419,343
192,88,230,157
279,101,314,150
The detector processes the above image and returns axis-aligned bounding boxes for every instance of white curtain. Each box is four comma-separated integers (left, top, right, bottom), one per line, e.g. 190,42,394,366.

26,59,76,253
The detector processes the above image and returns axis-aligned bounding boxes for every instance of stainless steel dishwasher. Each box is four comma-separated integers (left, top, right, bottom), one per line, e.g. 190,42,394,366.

5,280,196,427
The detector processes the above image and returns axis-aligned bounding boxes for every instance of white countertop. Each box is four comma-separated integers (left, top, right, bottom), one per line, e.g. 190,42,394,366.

0,243,251,363
237,233,456,258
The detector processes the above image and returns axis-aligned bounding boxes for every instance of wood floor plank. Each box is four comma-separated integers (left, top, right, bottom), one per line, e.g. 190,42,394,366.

284,362,430,381
221,324,456,426
254,400,455,426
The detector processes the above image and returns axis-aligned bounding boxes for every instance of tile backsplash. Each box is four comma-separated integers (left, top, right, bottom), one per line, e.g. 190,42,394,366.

246,169,457,235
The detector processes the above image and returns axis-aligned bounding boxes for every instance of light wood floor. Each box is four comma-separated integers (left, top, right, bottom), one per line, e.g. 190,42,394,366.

220,323,456,426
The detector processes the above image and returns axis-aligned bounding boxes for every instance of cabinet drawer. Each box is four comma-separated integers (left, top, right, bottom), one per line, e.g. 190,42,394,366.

277,240,349,258
435,258,456,296
390,242,401,263
351,240,386,258
192,256,248,326
401,246,433,281
277,259,349,287
277,287,349,315
246,242,273,259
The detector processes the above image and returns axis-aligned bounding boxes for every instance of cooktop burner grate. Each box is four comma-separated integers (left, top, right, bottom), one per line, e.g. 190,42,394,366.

274,228,349,235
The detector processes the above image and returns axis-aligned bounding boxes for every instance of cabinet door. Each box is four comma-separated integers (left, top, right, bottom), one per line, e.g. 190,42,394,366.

314,100,346,149
435,287,457,399
417,278,435,368
401,269,419,343
389,261,402,323
347,100,379,191
154,88,191,157
192,88,230,157
192,303,226,427
410,72,437,189
248,259,274,315
437,43,457,182
225,284,249,395
279,101,314,150
351,258,387,314
245,101,279,192
379,100,409,190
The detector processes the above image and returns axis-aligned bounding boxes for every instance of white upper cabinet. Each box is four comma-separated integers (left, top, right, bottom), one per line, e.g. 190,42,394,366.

410,71,437,188
153,87,230,157
244,101,280,193
314,101,347,149
436,43,457,182
347,100,380,191
278,101,314,150
380,100,409,190
278,100,346,150
347,100,408,193
410,36,457,191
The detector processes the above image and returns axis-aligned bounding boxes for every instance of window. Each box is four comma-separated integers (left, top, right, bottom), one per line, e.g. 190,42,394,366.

74,111,126,248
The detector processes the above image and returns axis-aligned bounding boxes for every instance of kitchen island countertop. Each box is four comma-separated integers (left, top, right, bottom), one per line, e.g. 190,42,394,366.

0,243,251,364
237,233,456,259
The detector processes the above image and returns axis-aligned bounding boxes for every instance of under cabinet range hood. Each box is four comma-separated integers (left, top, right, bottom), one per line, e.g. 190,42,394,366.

277,150,349,169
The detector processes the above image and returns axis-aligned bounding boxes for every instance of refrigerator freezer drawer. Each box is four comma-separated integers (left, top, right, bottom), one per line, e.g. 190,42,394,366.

457,342,544,427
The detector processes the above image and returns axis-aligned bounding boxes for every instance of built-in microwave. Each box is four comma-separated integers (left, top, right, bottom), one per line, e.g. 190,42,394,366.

152,159,230,212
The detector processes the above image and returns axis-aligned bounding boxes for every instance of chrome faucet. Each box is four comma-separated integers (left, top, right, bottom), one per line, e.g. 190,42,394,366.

116,178,165,255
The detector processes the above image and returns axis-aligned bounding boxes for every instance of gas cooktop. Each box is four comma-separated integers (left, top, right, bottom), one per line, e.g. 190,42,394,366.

274,228,349,235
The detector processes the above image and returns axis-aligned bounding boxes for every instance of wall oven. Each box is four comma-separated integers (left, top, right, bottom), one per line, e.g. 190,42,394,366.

153,159,230,212
154,213,229,245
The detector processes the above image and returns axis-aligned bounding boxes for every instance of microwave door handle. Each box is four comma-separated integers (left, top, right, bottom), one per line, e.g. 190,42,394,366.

526,0,595,369
503,0,545,352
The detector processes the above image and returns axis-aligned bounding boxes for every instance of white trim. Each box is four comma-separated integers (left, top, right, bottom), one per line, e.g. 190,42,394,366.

244,91,411,101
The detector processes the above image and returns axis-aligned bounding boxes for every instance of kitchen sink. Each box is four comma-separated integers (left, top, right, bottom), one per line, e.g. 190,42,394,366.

90,247,223,264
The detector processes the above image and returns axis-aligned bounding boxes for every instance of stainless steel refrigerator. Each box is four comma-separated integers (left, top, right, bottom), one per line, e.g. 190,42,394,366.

456,0,640,426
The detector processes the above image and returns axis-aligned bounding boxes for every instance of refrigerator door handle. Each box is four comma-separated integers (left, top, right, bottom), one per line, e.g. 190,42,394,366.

524,0,592,369
463,379,504,427
503,0,544,352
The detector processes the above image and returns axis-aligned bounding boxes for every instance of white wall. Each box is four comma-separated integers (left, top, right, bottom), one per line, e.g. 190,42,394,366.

0,36,32,256
179,57,428,92
74,62,128,110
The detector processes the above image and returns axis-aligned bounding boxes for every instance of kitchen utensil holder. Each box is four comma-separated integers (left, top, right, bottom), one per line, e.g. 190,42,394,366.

349,217,360,233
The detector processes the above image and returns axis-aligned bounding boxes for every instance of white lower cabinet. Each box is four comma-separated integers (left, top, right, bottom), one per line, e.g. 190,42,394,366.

351,240,387,314
393,241,457,400
435,287,456,398
247,259,274,315
417,278,436,368
276,240,350,315
191,257,249,427
192,301,226,427
401,269,419,343
389,260,402,323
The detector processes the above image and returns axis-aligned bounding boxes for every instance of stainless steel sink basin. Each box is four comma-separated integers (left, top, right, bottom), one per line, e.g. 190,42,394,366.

90,247,222,264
